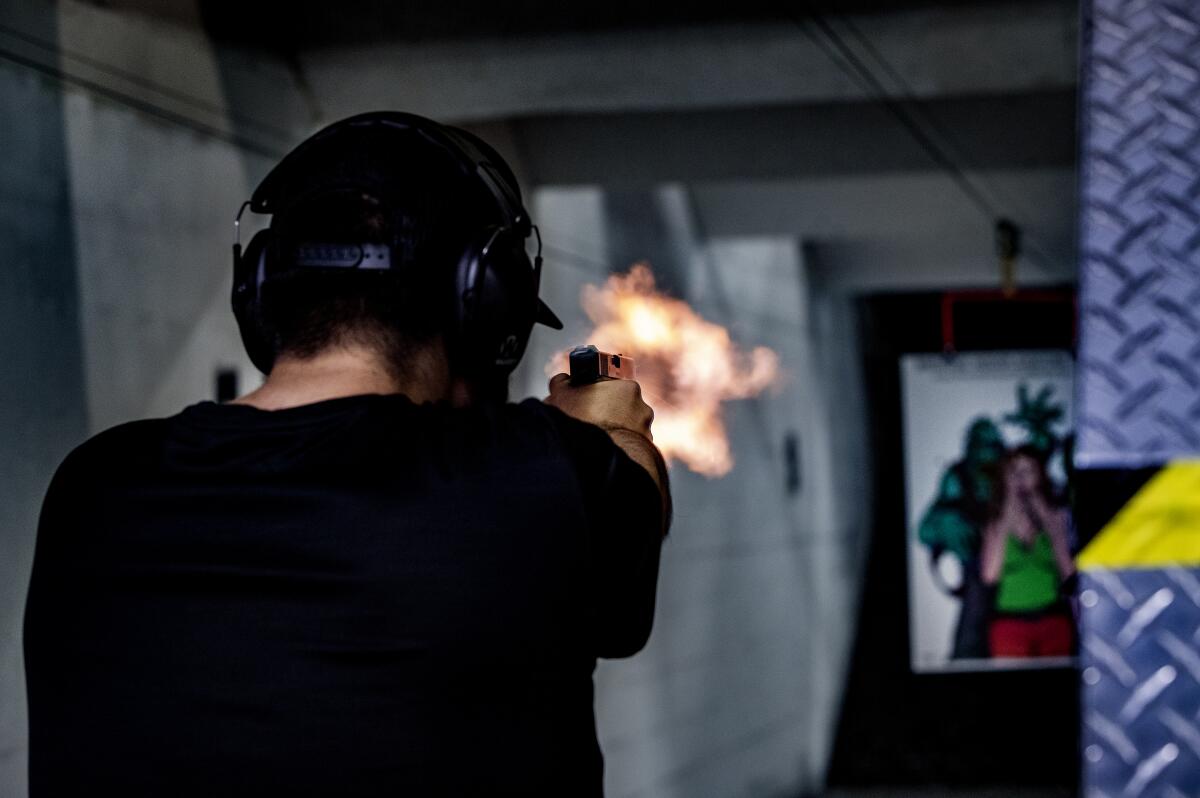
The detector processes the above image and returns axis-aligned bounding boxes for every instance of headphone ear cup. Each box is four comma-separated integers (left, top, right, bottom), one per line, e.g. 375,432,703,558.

455,228,537,378
232,229,276,375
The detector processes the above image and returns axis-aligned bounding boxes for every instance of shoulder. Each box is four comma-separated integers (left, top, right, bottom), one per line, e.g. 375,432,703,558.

498,399,613,455
53,417,171,486
76,417,171,459
397,398,616,482
37,417,170,525
501,399,639,486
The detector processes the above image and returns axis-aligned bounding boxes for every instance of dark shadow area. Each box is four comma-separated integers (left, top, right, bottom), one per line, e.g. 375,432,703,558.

193,0,1067,46
825,291,1079,792
516,91,1076,186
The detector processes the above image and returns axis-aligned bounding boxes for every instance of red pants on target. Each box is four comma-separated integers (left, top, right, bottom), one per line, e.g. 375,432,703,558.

988,613,1073,658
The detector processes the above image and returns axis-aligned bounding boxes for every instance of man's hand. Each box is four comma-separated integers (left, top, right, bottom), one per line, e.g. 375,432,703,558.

544,373,654,441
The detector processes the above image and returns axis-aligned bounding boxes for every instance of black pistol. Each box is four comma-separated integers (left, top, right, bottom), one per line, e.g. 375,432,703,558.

568,345,635,385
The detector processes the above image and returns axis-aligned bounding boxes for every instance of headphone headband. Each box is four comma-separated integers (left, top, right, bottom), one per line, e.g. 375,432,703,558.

251,112,522,225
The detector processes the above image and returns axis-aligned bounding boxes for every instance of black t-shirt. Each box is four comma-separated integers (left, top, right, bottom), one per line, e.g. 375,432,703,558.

24,394,664,797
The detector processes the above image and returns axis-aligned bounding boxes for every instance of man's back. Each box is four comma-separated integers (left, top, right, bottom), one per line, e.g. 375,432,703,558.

24,394,662,796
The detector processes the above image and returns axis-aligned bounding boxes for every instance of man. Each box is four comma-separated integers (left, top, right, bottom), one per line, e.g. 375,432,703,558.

24,112,669,796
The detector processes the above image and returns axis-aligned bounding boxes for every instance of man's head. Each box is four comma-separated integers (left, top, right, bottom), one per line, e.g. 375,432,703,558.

258,185,471,387
234,112,560,403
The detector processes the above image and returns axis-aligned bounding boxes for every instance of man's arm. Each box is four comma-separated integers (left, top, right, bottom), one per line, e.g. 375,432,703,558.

543,372,671,536
541,372,671,657
596,427,672,538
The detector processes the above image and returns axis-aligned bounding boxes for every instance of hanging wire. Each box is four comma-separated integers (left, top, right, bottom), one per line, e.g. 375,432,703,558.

0,32,283,158
792,6,1072,276
0,21,295,143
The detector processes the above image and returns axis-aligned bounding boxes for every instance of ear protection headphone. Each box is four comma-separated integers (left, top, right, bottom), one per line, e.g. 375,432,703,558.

232,110,562,377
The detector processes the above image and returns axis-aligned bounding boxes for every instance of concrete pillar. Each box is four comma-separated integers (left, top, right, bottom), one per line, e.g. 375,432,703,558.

0,3,90,794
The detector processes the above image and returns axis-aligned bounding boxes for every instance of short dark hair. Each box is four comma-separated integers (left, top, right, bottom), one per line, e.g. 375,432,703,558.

258,170,496,376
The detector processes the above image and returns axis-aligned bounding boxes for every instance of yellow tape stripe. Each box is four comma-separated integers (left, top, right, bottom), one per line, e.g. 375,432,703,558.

1078,460,1200,569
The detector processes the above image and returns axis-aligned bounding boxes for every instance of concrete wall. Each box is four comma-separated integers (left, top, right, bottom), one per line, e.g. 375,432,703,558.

0,3,90,794
62,89,262,429
54,0,272,431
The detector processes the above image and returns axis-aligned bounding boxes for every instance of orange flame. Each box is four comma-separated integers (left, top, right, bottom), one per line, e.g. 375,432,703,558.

547,264,780,477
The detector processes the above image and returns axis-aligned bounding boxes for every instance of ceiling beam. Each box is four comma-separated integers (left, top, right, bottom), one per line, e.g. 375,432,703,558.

297,3,1077,123
505,90,1075,187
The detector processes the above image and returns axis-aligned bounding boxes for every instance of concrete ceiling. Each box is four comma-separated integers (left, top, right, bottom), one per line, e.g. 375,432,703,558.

287,3,1077,122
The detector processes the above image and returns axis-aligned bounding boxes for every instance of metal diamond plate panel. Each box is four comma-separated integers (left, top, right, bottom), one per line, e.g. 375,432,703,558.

1080,568,1200,797
1077,0,1200,468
